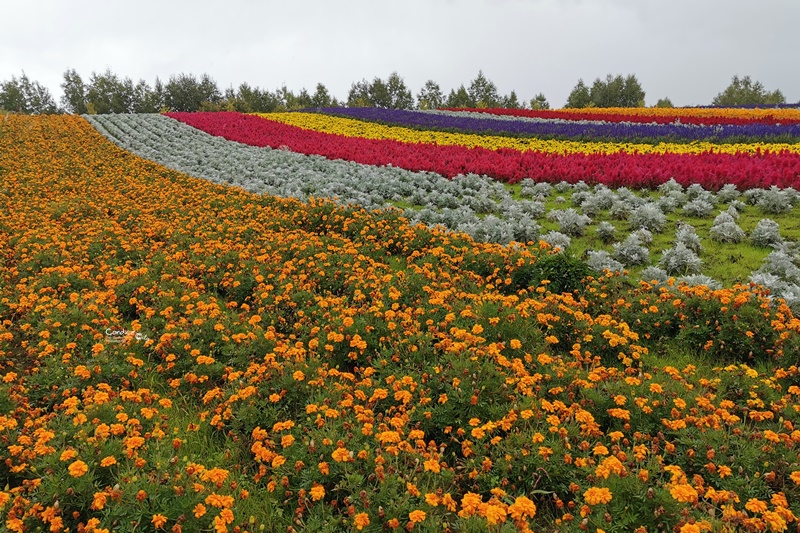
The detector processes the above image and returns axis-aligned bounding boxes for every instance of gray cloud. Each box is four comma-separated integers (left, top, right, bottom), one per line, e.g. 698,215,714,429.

1,0,797,107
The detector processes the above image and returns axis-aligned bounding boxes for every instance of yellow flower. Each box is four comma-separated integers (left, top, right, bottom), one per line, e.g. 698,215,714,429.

583,487,612,505
508,495,537,520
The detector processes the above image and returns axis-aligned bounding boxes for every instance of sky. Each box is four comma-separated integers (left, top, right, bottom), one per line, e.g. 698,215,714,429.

1,0,798,108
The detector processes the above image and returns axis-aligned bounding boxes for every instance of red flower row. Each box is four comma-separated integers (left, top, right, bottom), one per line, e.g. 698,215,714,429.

167,112,800,189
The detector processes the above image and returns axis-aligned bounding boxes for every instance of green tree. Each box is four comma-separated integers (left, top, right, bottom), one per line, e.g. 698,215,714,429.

347,79,372,107
467,70,500,108
712,75,786,106
416,80,444,110
502,90,522,109
565,79,592,109
530,93,550,110
347,73,413,109
295,88,314,109
139,78,166,112
385,72,414,109
368,77,391,108
85,69,135,114
311,83,333,108
654,97,674,108
566,74,645,108
446,85,472,108
60,69,87,114
164,73,221,112
225,83,280,112
0,72,58,114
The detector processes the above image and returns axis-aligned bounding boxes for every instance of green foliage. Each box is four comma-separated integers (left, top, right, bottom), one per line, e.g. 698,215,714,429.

654,97,674,108
712,75,786,106
564,79,592,109
502,90,522,109
467,70,500,108
347,72,414,109
530,93,550,110
446,84,472,108
566,74,645,108
164,72,222,112
60,69,87,114
528,252,596,294
416,80,444,110
0,71,58,114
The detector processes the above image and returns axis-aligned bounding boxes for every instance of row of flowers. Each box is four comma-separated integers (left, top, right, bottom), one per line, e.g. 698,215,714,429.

2,114,800,532
261,112,800,156
303,106,800,144
445,107,800,126
166,111,800,189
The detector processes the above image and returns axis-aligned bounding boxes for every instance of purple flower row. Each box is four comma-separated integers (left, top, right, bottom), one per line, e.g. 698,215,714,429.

302,107,800,143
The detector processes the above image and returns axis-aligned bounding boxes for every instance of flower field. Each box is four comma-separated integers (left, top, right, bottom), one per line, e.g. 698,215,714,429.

2,111,800,533
164,111,800,190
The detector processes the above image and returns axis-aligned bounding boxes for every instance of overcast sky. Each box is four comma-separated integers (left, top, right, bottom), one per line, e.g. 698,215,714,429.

2,0,797,108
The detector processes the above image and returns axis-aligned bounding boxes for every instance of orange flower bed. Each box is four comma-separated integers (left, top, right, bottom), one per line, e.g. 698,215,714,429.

0,115,799,532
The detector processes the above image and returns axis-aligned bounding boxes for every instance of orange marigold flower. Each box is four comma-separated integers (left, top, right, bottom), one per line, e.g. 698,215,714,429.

310,484,325,501
762,511,787,532
425,493,440,506
218,508,234,524
201,468,229,485
205,493,235,509
100,456,117,467
353,512,370,530
68,460,89,478
409,510,426,523
484,503,507,525
790,471,800,484
91,492,107,511
152,514,168,529
331,447,352,462
669,483,698,504
193,504,207,518
423,458,441,473
60,449,78,461
583,487,612,505
508,495,537,520
745,498,768,514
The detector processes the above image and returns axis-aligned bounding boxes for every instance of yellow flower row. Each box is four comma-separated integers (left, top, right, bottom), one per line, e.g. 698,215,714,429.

257,112,800,156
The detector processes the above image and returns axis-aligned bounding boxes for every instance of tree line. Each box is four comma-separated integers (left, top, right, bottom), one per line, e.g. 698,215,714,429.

0,68,793,115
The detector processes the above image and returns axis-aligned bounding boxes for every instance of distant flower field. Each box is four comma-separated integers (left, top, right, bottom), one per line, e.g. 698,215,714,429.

1,110,800,532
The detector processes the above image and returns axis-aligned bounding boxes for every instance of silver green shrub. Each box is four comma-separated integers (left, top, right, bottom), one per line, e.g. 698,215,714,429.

750,219,783,248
